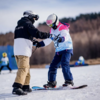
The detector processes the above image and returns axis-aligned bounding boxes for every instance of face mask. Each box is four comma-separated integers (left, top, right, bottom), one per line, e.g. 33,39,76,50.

28,18,35,24
32,19,35,24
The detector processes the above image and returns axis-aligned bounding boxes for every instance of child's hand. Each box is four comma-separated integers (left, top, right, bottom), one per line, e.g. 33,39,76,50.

57,37,62,42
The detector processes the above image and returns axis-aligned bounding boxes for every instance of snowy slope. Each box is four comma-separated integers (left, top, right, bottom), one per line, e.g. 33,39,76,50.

0,65,100,100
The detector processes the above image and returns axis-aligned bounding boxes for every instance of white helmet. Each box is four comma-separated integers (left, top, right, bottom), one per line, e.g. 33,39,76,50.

23,10,39,20
79,56,84,61
46,14,59,29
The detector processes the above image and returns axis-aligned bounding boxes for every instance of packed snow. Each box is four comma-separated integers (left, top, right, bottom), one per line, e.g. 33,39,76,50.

0,65,100,100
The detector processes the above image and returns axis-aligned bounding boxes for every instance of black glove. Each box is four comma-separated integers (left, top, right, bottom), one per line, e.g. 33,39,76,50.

57,37,62,42
33,41,41,48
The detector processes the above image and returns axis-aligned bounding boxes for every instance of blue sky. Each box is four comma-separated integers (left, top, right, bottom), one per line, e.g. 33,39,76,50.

0,0,100,33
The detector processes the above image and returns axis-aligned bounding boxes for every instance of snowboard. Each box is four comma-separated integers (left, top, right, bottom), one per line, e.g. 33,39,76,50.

32,85,87,91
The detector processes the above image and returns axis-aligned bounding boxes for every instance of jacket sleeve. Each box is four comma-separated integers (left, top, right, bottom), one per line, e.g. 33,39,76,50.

60,30,70,41
26,23,50,39
33,38,52,48
42,38,52,46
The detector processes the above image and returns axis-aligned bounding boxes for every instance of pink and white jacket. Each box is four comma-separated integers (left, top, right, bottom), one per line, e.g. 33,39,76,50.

42,22,73,52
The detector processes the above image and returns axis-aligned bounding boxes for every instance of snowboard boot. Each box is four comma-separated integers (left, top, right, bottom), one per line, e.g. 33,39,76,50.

43,81,57,88
12,87,27,95
63,80,74,87
22,85,32,92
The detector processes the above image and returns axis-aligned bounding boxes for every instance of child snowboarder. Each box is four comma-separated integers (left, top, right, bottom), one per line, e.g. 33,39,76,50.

33,14,74,88
0,52,12,74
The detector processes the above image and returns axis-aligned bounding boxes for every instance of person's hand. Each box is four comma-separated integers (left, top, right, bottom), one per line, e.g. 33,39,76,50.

33,41,41,47
57,37,65,42
57,37,62,42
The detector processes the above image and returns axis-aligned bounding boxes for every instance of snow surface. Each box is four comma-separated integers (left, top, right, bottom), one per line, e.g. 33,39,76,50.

0,65,100,100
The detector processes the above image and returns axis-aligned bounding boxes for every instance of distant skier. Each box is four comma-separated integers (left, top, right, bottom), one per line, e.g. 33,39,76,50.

0,52,12,74
33,14,74,88
12,10,50,95
74,56,85,66
74,56,88,66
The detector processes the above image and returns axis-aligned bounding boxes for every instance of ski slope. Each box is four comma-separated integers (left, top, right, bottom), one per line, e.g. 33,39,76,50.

0,65,100,100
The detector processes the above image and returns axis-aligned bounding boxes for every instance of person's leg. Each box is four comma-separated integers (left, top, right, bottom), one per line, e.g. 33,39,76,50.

0,66,4,73
6,63,12,72
13,56,30,87
22,69,32,92
24,69,30,85
43,54,61,88
12,56,29,95
48,54,61,82
12,55,29,95
61,52,73,81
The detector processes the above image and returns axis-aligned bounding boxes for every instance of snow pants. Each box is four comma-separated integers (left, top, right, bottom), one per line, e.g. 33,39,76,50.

48,52,73,82
13,55,30,88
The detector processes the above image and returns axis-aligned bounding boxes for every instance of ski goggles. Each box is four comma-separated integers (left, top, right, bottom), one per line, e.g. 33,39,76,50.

49,24,54,27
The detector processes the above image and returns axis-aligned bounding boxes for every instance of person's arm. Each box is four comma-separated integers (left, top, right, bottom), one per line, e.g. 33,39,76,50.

33,38,52,48
26,23,50,39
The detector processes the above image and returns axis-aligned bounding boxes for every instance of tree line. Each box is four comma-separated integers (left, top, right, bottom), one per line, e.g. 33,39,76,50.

0,12,100,65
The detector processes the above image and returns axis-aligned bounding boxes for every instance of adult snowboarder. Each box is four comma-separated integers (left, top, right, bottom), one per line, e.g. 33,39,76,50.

33,14,74,88
12,10,50,95
0,52,12,74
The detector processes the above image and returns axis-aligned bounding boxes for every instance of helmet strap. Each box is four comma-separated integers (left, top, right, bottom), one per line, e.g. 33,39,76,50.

52,15,58,30
52,25,57,30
